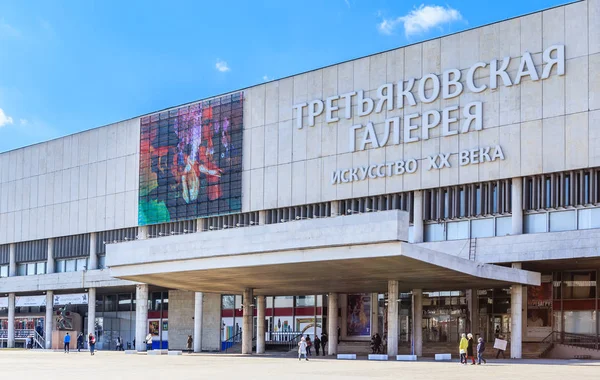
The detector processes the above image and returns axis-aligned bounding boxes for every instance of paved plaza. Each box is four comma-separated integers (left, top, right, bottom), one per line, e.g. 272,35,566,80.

0,351,599,380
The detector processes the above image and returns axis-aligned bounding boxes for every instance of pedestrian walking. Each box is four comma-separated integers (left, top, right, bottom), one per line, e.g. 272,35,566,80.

337,326,341,345
459,333,468,364
314,335,321,356
298,337,309,361
467,333,476,365
305,335,312,356
187,335,193,354
77,333,84,352
88,333,96,356
64,333,71,353
320,332,328,356
477,337,487,365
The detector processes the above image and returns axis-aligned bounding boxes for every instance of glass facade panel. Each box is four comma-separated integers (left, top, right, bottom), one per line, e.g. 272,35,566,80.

222,295,235,310
495,216,511,236
98,255,106,269
65,259,76,272
424,223,445,242
549,210,576,232
76,258,88,271
36,262,46,275
104,295,116,312
55,260,65,273
471,218,494,238
578,208,600,230
563,311,596,334
118,294,132,312
26,263,36,275
0,265,8,278
296,296,315,307
524,213,547,233
447,221,469,240
17,263,26,276
561,271,596,299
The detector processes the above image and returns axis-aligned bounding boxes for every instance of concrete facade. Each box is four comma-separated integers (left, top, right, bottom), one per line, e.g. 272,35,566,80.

0,0,598,360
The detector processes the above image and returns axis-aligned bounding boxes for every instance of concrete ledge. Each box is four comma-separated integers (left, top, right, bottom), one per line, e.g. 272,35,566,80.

147,350,167,355
168,351,183,356
124,350,136,355
337,354,357,360
435,353,452,361
396,355,417,361
368,354,388,361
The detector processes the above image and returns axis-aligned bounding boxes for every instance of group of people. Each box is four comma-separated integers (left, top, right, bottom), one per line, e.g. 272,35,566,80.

63,332,97,355
459,333,486,365
298,333,329,360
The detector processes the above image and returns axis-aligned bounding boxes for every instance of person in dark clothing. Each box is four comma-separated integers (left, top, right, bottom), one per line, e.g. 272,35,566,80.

321,333,328,356
337,326,341,344
305,335,312,356
88,333,96,356
77,333,84,352
466,333,476,365
314,335,321,356
374,333,382,354
477,337,487,364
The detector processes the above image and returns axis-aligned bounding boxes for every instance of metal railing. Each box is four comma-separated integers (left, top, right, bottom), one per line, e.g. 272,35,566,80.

542,331,600,350
267,331,303,343
0,329,44,348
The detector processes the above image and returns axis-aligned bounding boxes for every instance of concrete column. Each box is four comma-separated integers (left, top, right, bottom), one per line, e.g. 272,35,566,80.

256,296,266,354
331,201,339,216
467,289,480,337
87,288,96,340
512,177,523,235
511,263,523,358
46,239,55,274
135,284,149,352
7,293,15,348
196,219,204,232
327,292,338,355
242,288,254,354
193,292,203,353
138,226,149,239
413,289,423,356
340,294,347,340
413,190,424,243
387,281,399,356
45,291,53,349
88,232,98,270
258,211,266,225
8,243,16,277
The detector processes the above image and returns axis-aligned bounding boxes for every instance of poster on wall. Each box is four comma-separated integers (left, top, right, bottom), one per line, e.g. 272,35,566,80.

148,320,160,336
139,92,244,225
347,294,371,336
527,276,553,339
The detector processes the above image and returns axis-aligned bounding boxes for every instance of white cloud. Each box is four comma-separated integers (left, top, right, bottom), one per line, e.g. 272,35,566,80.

20,118,28,126
0,19,20,38
0,108,14,127
215,59,230,72
262,75,271,82
377,5,463,37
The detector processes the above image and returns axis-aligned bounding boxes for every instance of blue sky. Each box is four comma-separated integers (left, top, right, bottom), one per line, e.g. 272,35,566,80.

0,0,571,152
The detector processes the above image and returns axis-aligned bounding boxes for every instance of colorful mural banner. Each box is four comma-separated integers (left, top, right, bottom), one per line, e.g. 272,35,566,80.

347,293,371,336
139,92,244,225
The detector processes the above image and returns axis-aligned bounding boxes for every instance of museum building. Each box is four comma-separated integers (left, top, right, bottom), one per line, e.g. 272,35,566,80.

0,0,599,359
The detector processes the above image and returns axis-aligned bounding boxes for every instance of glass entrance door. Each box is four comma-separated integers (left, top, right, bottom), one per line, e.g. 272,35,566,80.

491,314,511,342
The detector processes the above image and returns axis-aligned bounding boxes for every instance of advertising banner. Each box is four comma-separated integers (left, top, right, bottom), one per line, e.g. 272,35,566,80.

347,294,371,336
54,293,89,305
139,92,244,225
526,275,553,339
15,295,46,307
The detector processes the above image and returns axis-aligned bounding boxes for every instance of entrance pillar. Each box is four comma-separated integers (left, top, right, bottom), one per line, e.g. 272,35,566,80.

413,190,424,243
45,291,53,348
242,288,254,354
135,284,149,352
512,178,523,235
467,289,480,336
413,289,423,356
88,232,98,270
256,296,266,354
47,239,55,274
193,292,203,353
87,288,96,342
387,280,399,356
7,293,15,348
510,263,523,358
327,292,338,355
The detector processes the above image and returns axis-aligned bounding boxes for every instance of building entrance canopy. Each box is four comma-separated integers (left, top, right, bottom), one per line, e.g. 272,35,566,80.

107,211,540,295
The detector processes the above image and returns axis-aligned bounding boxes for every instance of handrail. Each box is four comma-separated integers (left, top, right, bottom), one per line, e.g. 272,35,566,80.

223,331,242,352
541,330,599,350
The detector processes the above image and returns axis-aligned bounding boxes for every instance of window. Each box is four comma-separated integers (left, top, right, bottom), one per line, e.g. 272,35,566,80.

27,263,36,275
495,216,511,236
561,271,596,299
55,260,66,273
296,296,315,307
76,258,88,271
17,264,26,276
104,295,116,312
0,265,8,278
55,258,89,273
549,210,576,232
222,295,235,309
471,219,494,238
424,223,445,242
578,208,600,230
36,262,46,275
524,214,547,233
98,256,106,269
447,221,469,240
118,294,132,312
65,260,76,272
